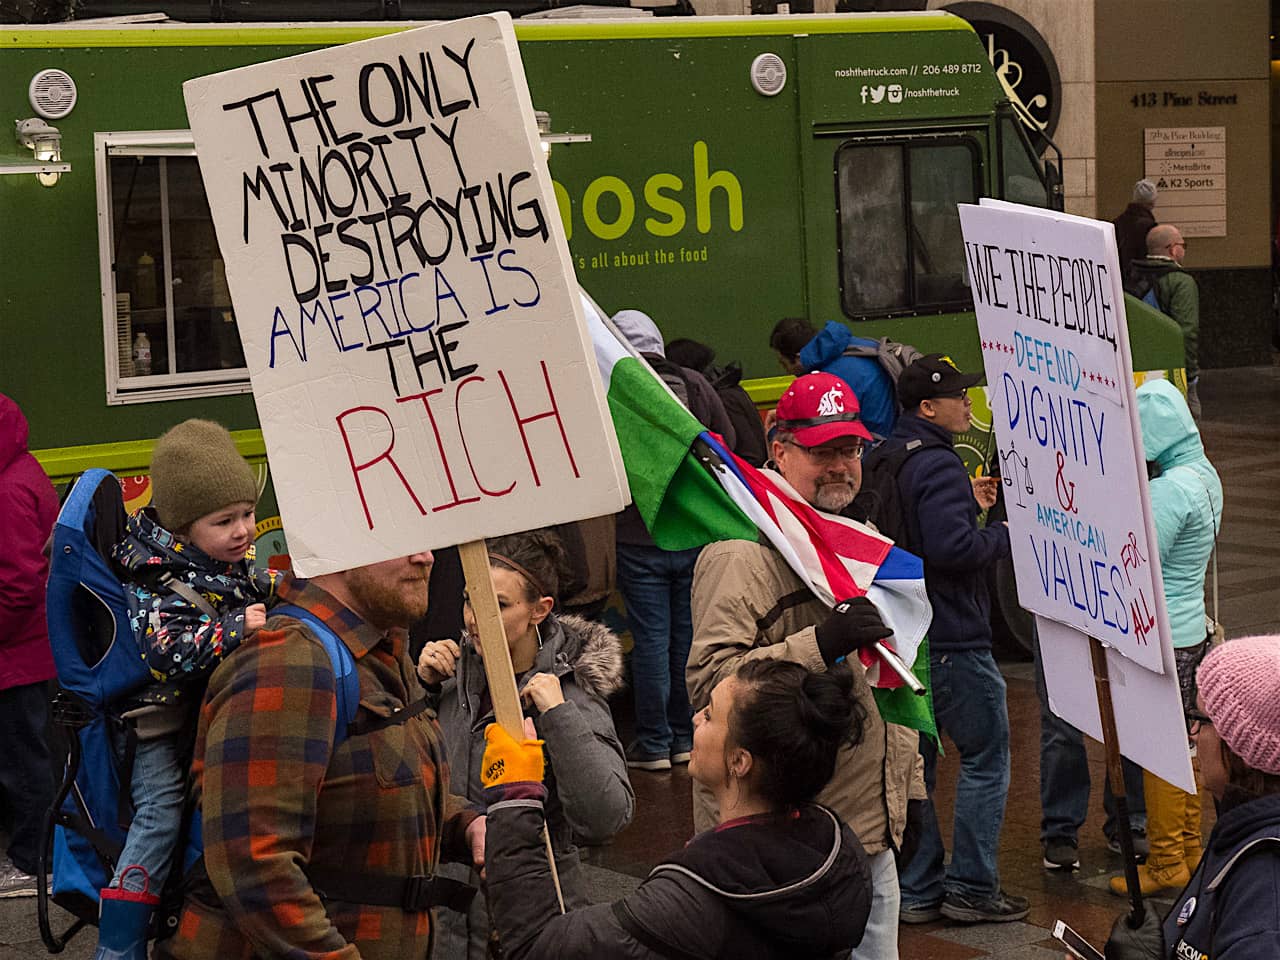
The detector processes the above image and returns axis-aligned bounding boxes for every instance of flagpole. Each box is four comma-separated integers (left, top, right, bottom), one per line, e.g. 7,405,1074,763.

873,640,926,695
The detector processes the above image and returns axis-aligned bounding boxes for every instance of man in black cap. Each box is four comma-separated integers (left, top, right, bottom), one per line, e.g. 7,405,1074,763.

862,355,1025,926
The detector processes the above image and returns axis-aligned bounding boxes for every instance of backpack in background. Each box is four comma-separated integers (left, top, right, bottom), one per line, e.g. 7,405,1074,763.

642,353,692,407
708,362,769,467
852,436,949,550
841,336,925,406
1124,267,1165,313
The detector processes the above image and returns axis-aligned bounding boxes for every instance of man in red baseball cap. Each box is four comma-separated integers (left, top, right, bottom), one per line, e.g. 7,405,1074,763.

770,371,873,513
688,371,924,960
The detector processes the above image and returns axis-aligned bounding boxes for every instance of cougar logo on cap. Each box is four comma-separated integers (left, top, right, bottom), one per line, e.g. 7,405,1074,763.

817,386,845,417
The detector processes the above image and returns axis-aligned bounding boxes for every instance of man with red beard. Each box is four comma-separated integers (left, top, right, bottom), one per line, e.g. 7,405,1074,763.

158,552,485,960
687,372,925,960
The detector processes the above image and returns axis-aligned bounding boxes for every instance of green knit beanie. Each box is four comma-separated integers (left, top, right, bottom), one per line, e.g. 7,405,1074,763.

150,419,258,532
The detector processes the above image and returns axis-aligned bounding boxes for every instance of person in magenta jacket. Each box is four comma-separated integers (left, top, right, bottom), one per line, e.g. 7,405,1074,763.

0,393,59,898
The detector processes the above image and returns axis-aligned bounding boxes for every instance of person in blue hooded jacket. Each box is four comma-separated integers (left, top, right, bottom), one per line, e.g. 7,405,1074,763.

1109,379,1223,898
770,318,898,439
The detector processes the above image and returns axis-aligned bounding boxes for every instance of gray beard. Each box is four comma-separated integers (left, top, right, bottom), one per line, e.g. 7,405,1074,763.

813,482,856,513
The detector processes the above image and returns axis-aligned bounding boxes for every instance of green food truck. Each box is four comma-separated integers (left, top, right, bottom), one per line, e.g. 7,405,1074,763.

0,10,1182,633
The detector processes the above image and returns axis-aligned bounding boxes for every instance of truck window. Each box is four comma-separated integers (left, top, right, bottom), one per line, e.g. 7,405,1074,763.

97,133,249,405
998,116,1050,208
835,137,979,319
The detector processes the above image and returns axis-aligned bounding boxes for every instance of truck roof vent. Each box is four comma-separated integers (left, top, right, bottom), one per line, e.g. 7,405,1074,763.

29,69,77,120
750,53,787,97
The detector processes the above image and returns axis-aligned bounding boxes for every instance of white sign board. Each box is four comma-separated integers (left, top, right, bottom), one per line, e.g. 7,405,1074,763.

1037,615,1194,793
959,200,1170,673
1144,126,1227,238
184,14,628,577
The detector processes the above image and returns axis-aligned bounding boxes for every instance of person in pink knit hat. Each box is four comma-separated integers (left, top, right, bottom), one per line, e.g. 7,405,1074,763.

1104,634,1280,959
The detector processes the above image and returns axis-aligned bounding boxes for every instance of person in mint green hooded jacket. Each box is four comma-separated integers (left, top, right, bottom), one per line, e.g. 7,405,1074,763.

1139,378,1222,648
1110,378,1222,899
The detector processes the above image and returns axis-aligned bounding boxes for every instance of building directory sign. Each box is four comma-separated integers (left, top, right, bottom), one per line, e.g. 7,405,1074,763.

1144,126,1227,238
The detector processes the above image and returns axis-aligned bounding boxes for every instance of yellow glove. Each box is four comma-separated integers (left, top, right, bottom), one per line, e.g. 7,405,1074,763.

481,722,546,788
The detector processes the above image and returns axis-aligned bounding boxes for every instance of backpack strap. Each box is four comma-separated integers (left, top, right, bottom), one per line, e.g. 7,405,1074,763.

272,604,360,746
161,575,220,621
756,588,818,635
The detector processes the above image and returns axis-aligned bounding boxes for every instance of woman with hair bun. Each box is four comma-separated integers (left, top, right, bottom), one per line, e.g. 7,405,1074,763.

480,659,874,960
417,528,633,960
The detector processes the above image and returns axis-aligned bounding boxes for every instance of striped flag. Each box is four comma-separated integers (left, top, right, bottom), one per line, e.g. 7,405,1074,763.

583,295,934,734
695,432,931,687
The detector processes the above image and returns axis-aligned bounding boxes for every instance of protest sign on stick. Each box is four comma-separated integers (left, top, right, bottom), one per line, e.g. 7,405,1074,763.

960,199,1193,789
184,12,628,579
961,198,1195,921
186,16,603,908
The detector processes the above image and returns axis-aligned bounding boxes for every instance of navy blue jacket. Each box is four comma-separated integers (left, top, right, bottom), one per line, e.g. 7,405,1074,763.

1165,792,1280,960
872,413,1009,651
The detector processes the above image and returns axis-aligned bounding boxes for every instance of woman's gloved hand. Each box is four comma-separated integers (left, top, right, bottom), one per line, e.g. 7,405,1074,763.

815,596,893,666
481,722,547,804
1104,907,1165,960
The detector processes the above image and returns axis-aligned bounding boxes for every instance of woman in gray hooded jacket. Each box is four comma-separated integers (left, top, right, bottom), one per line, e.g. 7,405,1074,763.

418,529,633,959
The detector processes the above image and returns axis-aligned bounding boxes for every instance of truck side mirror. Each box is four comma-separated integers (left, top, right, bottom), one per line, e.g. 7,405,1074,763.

1043,159,1065,212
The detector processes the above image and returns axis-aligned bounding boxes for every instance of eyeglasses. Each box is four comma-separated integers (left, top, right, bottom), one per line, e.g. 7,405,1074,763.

1187,707,1213,737
785,439,864,464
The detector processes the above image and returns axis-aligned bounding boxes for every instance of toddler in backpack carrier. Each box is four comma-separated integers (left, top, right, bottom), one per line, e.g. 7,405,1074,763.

90,420,282,960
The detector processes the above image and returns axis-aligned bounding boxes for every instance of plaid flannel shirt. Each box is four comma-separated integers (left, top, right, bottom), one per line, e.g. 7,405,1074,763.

156,575,478,960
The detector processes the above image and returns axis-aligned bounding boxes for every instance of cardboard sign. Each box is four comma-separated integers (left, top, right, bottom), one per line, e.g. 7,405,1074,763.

959,200,1170,673
1037,615,1194,793
184,14,628,576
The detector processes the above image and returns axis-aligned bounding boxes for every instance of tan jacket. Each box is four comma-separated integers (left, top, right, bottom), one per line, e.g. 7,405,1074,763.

688,539,925,856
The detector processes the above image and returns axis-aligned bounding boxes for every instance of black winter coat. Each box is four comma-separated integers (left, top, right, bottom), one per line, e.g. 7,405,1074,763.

1163,792,1280,959
487,801,871,960
1113,202,1156,270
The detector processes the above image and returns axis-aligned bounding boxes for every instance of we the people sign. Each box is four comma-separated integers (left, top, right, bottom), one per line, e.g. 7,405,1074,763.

184,14,628,576
958,200,1170,672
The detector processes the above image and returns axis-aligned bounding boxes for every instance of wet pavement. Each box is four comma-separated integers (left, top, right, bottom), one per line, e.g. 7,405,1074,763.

3,365,1278,959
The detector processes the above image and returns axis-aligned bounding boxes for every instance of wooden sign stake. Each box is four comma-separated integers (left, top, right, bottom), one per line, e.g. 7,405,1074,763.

458,538,565,913
1089,636,1146,927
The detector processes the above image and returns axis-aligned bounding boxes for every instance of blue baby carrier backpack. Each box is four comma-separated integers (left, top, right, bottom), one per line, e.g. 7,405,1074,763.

36,469,359,954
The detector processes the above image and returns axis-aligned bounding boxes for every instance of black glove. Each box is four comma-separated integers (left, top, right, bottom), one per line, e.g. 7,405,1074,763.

895,797,926,871
814,597,893,667
1104,907,1165,960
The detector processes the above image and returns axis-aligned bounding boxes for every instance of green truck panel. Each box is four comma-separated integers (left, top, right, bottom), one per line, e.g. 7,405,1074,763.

0,13,1185,476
